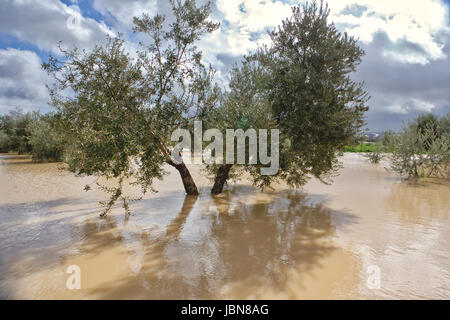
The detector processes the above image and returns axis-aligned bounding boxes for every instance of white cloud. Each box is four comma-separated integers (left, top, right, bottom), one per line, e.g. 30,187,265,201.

210,0,450,65
386,99,436,114
328,0,450,64
216,0,292,33
199,27,260,62
198,0,293,78
0,0,114,54
92,0,157,26
382,50,430,65
0,49,50,113
192,0,287,66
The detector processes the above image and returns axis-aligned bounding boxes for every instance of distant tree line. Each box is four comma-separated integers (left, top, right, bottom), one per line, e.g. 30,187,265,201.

0,108,65,162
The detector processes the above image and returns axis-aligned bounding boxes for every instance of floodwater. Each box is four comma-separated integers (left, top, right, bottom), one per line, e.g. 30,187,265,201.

0,153,448,299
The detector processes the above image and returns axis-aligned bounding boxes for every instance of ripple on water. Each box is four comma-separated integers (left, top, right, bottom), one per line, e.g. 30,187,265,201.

0,154,448,299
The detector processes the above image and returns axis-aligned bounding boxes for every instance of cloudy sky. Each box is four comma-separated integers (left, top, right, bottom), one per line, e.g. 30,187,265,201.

0,0,449,131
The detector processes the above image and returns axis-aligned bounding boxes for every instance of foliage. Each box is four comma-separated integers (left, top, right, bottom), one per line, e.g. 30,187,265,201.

0,130,9,153
365,151,383,164
43,0,219,214
380,130,395,151
205,1,370,194
27,113,65,162
0,108,33,154
343,143,381,153
387,114,449,178
364,143,384,164
132,0,220,137
204,58,276,190
259,0,369,187
0,109,65,162
43,36,167,215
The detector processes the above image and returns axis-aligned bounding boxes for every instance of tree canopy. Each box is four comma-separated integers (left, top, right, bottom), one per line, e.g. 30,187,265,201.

43,0,220,215
208,1,369,194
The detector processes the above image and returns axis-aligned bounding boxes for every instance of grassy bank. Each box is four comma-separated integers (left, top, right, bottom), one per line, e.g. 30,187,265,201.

343,143,383,153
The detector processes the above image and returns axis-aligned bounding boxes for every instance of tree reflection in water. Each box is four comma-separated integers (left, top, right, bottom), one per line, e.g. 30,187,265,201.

82,186,356,299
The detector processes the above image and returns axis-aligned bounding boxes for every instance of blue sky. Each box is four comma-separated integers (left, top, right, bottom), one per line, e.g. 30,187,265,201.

1,0,450,131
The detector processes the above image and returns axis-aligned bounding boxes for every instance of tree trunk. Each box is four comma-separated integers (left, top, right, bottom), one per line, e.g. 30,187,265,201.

165,195,198,239
211,164,233,195
170,161,199,195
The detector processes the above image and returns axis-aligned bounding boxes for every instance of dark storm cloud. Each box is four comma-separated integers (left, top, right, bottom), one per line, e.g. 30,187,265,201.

353,32,450,131
0,87,35,101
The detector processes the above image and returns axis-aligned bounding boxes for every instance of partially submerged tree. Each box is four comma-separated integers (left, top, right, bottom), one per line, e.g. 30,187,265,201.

208,1,369,194
43,0,219,215
263,1,369,187
388,114,449,178
416,113,449,151
44,37,162,215
204,58,275,194
132,0,220,195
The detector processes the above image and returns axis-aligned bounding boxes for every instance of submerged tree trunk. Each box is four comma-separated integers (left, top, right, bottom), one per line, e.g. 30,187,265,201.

211,164,233,195
169,161,199,195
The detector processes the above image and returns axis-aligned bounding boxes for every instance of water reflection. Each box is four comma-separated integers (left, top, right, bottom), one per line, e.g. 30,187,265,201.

1,154,449,299
58,187,355,299
386,179,449,225
373,179,450,299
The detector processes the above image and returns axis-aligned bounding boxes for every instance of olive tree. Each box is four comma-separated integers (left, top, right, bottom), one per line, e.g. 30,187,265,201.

388,115,449,178
205,58,276,194
209,1,369,194
132,0,220,195
0,108,33,154
43,0,219,215
27,113,66,162
0,130,8,153
415,113,449,151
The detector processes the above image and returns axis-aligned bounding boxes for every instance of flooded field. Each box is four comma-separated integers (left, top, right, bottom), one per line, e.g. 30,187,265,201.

0,153,448,299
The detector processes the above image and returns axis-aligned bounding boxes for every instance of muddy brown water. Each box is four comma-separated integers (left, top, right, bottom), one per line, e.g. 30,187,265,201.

0,153,448,299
